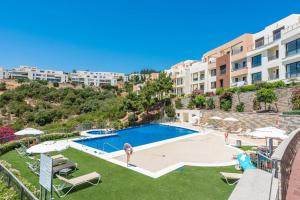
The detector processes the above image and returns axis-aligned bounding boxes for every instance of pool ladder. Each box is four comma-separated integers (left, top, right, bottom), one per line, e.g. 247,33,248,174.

102,142,120,152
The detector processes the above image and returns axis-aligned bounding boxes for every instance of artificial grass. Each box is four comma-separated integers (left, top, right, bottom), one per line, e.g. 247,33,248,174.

0,148,239,200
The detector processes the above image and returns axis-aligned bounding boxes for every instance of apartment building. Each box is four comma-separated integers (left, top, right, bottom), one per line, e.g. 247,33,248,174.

9,66,68,83
167,14,300,95
166,60,199,95
247,14,300,84
70,70,126,87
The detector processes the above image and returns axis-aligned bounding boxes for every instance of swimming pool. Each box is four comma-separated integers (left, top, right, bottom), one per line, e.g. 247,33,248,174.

75,124,198,153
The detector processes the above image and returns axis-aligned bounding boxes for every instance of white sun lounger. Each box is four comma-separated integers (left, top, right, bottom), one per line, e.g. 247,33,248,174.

54,172,101,197
220,172,243,185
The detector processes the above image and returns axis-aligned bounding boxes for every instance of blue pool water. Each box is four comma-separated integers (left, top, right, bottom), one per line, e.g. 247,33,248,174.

75,124,198,153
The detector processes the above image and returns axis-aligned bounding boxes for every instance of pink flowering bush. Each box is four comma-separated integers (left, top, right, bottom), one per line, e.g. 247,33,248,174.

0,127,16,144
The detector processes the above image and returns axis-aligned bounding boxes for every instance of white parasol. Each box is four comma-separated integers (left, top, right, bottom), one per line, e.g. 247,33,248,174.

26,141,69,154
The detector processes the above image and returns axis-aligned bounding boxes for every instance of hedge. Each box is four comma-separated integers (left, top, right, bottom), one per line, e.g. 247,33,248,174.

216,80,286,95
0,131,79,156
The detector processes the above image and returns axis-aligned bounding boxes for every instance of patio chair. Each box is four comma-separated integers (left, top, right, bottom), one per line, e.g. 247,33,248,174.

16,144,28,156
26,160,40,175
220,172,243,185
54,172,101,197
53,157,69,167
53,161,78,175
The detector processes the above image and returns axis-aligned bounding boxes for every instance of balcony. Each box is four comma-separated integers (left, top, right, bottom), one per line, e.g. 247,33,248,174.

268,54,279,61
231,81,247,87
268,75,279,80
193,78,198,82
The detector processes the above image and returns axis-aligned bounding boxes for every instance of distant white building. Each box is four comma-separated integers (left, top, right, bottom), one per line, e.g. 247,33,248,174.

9,66,68,83
70,70,126,86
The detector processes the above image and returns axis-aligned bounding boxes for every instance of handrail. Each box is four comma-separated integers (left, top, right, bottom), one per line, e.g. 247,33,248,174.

0,163,39,200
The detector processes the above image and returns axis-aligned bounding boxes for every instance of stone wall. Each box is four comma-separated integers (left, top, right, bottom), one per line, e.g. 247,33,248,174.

199,110,300,133
180,87,294,113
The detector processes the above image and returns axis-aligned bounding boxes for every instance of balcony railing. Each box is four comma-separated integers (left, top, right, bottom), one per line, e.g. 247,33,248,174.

268,75,279,80
231,81,247,87
232,65,247,71
286,72,300,79
193,78,198,82
268,54,279,61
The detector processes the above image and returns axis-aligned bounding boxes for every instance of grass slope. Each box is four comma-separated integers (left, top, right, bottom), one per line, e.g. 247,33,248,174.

0,148,238,200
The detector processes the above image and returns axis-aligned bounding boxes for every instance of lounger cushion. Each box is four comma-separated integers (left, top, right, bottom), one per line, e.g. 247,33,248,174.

59,172,100,186
53,162,77,174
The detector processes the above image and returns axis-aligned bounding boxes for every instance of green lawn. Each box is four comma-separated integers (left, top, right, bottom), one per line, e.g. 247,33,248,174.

0,148,239,200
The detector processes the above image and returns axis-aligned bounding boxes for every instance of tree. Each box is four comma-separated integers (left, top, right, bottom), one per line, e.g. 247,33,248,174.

165,105,176,118
53,82,59,87
0,82,6,91
256,88,277,110
194,95,205,108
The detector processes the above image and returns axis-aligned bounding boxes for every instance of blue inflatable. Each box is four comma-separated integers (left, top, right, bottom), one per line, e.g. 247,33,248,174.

237,153,256,170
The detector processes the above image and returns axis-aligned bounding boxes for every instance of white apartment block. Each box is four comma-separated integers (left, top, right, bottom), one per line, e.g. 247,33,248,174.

10,66,68,83
247,14,300,85
167,14,300,95
70,71,126,87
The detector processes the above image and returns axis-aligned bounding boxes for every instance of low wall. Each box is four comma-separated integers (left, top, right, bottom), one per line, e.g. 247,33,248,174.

199,110,300,133
180,87,294,113
272,128,300,200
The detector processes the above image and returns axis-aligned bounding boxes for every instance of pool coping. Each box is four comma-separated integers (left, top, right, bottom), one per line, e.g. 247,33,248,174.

70,123,242,178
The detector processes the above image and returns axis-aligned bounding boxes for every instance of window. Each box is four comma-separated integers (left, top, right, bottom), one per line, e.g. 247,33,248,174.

210,69,216,76
251,72,262,84
273,27,284,41
243,61,247,67
200,84,204,90
192,73,198,81
220,65,226,75
242,76,247,82
211,81,216,89
200,73,205,80
286,61,300,78
234,77,239,82
252,54,262,67
286,38,300,57
255,37,264,48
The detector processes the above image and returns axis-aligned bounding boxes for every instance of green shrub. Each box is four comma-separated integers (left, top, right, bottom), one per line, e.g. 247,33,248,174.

271,80,286,88
0,179,18,200
53,82,59,87
282,110,300,115
256,88,277,110
291,88,300,110
187,101,195,109
0,82,6,91
239,84,256,92
236,102,245,112
165,106,176,118
194,95,205,108
175,98,183,109
219,92,233,111
205,97,215,109
128,113,138,124
216,88,225,95
220,100,232,111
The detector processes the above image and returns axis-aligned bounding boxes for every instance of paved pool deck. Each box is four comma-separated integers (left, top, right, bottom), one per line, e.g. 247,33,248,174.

71,122,268,178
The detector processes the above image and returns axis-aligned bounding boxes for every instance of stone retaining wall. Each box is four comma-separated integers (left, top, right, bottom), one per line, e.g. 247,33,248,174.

181,87,294,112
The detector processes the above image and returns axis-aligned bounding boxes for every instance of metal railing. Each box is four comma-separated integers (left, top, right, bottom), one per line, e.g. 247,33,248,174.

0,163,38,200
268,55,279,61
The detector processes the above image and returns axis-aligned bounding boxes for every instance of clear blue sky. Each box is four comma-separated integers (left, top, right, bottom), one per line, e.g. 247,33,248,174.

0,0,298,73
